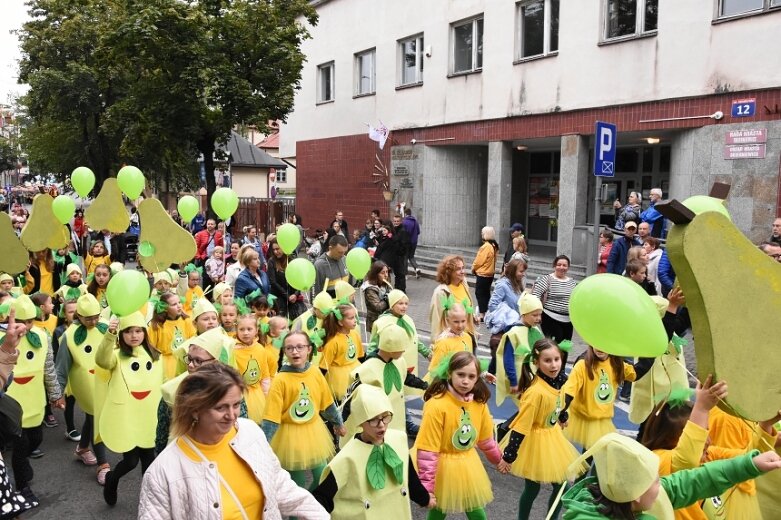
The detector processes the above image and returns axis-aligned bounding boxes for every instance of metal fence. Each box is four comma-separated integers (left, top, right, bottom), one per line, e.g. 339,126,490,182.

234,197,296,235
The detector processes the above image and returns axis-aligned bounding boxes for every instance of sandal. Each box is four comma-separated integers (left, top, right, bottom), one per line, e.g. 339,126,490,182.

96,463,110,486
74,447,97,466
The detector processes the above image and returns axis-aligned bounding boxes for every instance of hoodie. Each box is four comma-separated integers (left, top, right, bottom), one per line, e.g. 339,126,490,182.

314,252,349,297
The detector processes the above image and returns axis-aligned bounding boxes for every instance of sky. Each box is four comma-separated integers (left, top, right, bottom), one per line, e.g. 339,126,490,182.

0,0,31,107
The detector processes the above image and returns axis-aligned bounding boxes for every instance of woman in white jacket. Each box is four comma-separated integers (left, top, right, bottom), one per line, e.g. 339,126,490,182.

139,363,329,520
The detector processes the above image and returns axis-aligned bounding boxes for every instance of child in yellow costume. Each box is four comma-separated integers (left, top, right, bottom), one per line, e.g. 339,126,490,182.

4,295,65,496
495,292,545,406
177,264,205,316
313,384,435,518
427,301,475,380
55,293,112,484
86,264,112,309
233,314,270,424
341,324,428,446
262,331,346,491
370,290,431,377
413,352,501,519
97,312,163,507
497,339,583,520
320,303,364,402
261,316,288,378
218,302,238,338
53,263,88,304
84,240,111,277
30,292,58,428
147,292,196,380
212,282,233,307
560,346,652,449
292,290,332,365
0,273,22,297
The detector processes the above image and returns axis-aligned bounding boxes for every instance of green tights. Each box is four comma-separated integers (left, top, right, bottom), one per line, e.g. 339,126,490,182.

289,464,325,491
518,479,565,520
427,507,487,520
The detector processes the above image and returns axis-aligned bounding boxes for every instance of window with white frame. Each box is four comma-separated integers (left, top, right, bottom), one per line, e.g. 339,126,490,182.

517,0,559,59
451,16,483,74
603,0,657,40
275,169,287,183
355,49,376,96
399,34,424,86
718,0,781,17
317,62,334,103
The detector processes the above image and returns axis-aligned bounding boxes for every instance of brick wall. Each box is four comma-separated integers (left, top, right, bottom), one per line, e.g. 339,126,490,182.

296,88,781,230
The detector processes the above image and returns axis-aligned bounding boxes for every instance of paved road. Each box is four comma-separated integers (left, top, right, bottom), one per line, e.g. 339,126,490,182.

12,273,688,519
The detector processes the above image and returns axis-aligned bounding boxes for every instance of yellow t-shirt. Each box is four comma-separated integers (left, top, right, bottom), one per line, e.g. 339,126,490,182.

148,318,197,380
430,332,473,373
319,330,364,370
562,358,636,420
654,421,710,520
264,341,279,378
33,315,58,338
84,254,111,276
178,428,264,519
511,377,563,435
38,261,54,296
263,365,334,425
447,283,470,307
183,286,205,316
415,391,494,455
234,343,270,386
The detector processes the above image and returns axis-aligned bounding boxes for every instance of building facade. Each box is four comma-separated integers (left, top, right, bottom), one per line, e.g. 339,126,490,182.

281,0,781,263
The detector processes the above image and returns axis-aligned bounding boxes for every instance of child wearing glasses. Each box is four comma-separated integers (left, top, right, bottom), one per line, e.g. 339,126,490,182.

263,331,346,491
313,384,435,518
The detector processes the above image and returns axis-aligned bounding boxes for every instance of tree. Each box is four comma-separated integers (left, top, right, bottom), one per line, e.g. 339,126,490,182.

0,137,19,173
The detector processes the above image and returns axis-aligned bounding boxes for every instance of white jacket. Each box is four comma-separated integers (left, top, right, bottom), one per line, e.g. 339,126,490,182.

138,418,329,520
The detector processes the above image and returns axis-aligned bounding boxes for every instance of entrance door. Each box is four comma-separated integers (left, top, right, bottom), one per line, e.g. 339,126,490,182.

526,152,561,246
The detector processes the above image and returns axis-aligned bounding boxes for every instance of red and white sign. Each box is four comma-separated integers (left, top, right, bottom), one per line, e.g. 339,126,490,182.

723,144,766,160
725,128,767,145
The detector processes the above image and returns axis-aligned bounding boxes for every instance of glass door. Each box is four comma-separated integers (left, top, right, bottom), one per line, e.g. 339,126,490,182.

526,152,561,245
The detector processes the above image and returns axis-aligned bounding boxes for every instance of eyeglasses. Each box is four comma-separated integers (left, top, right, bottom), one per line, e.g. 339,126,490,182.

186,355,212,367
367,414,393,428
284,344,309,353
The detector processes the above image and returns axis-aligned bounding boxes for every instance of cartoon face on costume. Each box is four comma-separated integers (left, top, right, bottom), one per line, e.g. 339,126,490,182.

594,369,613,404
172,326,185,351
12,339,44,385
121,354,156,401
546,395,562,427
191,294,200,309
346,337,357,361
290,383,315,423
451,407,477,450
243,357,260,385
705,495,726,519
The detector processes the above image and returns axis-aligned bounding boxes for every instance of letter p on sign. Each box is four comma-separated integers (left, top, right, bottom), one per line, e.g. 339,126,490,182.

594,121,617,177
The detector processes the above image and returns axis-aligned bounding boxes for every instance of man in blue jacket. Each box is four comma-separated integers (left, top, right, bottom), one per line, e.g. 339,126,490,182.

641,188,666,238
606,221,641,275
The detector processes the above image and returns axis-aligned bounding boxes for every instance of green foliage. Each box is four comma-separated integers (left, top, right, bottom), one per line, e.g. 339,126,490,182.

0,138,19,173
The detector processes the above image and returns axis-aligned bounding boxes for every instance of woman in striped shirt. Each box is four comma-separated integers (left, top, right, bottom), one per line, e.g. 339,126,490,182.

532,255,577,343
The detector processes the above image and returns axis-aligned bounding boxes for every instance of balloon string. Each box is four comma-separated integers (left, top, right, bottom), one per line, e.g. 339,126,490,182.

677,360,775,451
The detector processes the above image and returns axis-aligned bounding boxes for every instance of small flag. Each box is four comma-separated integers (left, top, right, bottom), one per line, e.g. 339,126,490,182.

367,121,389,149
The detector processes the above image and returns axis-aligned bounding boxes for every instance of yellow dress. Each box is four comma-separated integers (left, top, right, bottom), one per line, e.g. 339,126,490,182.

561,358,636,448
84,254,111,276
263,364,335,471
147,318,197,380
427,331,473,378
319,330,363,401
182,286,204,316
62,323,108,415
413,391,495,514
500,377,582,483
233,342,270,424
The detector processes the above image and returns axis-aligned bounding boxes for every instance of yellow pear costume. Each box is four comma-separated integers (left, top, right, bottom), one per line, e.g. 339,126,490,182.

319,328,363,402
147,296,197,380
370,290,430,381
96,312,163,454
495,293,544,406
5,296,52,427
61,294,107,416
233,340,270,424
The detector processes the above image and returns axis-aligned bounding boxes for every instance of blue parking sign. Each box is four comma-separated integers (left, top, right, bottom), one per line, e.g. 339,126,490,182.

594,122,617,177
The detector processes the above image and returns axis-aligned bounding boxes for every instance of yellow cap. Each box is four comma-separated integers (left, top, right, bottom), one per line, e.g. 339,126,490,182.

12,295,38,321
213,282,231,301
650,295,669,318
518,292,543,315
334,280,355,301
349,384,394,426
152,271,173,286
568,432,659,503
388,289,408,309
377,324,411,353
65,263,82,277
183,328,230,364
192,298,218,320
110,262,124,275
76,293,101,317
118,311,146,331
312,291,334,313
0,273,14,284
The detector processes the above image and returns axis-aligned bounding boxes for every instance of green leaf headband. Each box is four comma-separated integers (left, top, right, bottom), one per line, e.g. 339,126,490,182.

149,297,169,314
671,334,687,354
66,287,82,300
654,386,695,410
266,294,277,307
184,263,203,276
245,289,262,303
461,298,474,316
234,298,250,317
558,339,573,353
260,322,270,335
440,294,456,312
429,352,456,381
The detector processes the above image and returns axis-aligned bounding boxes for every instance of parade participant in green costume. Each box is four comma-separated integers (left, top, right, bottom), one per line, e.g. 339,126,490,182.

370,290,431,374
55,293,112,484
97,311,163,506
313,384,435,518
5,295,64,499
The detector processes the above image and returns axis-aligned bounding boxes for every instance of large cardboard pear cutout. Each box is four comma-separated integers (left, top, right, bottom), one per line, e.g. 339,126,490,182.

137,198,196,273
20,194,70,251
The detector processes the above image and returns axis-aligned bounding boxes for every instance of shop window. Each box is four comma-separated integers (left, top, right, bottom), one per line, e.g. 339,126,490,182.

603,0,658,41
451,16,483,74
399,34,424,86
659,145,671,172
355,49,376,96
317,62,335,104
516,0,559,60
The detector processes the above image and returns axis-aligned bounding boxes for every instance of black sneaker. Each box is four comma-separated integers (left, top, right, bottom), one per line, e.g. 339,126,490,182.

44,415,58,428
29,449,44,459
406,419,419,437
103,471,118,506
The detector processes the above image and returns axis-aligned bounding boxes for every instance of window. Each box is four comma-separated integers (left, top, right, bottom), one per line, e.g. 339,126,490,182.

317,62,334,103
399,34,424,86
603,0,657,40
451,16,483,74
276,169,287,183
517,0,560,59
719,0,781,17
354,49,376,96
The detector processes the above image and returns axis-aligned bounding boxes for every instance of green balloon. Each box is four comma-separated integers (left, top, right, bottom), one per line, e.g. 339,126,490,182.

117,165,146,200
71,167,95,198
681,195,731,221
211,188,239,220
138,241,156,257
51,195,76,225
177,195,200,223
346,248,371,279
277,223,300,255
570,274,667,357
286,258,316,291
106,270,151,317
